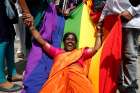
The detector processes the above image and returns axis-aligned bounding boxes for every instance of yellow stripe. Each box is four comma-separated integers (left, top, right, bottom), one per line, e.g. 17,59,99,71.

78,4,100,93
88,48,103,93
79,4,96,48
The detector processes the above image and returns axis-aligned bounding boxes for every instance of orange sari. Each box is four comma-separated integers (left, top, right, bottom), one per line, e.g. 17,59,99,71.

40,48,93,93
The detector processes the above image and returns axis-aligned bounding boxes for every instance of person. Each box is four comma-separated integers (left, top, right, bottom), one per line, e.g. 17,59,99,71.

0,0,22,92
59,0,83,16
93,0,106,12
14,0,26,59
97,0,140,92
21,10,103,92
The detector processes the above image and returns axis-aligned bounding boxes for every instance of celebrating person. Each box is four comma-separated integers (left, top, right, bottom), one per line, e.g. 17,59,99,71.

0,0,22,92
21,13,103,92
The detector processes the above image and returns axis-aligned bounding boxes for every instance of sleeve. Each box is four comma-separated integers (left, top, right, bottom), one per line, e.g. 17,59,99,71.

127,5,140,16
43,43,62,58
82,48,93,60
98,0,111,22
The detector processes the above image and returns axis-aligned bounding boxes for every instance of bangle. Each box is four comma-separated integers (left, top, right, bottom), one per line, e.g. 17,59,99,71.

29,26,35,31
96,32,103,37
97,25,102,30
97,21,103,30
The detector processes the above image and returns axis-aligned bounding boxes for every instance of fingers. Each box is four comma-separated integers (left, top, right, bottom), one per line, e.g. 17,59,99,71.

120,11,133,20
23,18,33,27
83,0,87,4
22,13,34,27
22,13,32,19
96,22,103,33
23,19,31,27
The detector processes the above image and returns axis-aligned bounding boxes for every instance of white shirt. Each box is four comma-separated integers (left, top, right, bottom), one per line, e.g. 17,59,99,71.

15,1,22,17
99,0,140,28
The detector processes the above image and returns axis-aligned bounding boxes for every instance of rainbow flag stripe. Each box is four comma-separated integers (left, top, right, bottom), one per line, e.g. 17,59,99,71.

63,3,122,93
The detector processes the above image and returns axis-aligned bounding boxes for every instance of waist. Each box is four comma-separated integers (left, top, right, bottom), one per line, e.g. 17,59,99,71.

68,63,88,76
123,15,140,28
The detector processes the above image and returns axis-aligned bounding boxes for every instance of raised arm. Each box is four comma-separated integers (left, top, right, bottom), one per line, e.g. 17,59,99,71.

127,4,140,16
88,0,109,55
18,0,30,13
18,0,33,26
29,26,51,52
120,2,140,21
86,30,102,56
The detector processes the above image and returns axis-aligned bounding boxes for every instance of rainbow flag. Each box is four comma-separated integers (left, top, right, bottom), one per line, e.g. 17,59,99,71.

89,14,122,93
62,3,96,48
63,2,122,93
22,1,122,93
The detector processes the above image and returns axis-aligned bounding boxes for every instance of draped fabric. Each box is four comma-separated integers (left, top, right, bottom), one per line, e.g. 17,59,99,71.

40,49,94,93
89,11,122,93
98,15,122,93
22,3,65,93
22,1,122,93
62,3,95,48
62,1,122,93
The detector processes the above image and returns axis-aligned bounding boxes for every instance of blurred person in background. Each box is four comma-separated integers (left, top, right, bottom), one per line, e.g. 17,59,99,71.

14,0,26,59
97,0,140,92
0,0,22,92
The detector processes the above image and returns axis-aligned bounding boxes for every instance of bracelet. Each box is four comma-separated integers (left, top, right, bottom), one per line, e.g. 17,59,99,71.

96,25,102,30
96,32,103,37
29,26,35,31
97,21,103,30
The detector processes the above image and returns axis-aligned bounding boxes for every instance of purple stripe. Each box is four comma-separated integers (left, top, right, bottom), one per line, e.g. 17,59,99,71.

23,3,57,81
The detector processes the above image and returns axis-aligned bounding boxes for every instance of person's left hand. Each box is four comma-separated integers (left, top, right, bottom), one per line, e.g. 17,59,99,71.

96,22,103,33
22,13,34,27
83,0,87,4
120,10,133,21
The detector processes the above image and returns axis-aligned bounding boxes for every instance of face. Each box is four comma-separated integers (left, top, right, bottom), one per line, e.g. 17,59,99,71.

64,34,77,51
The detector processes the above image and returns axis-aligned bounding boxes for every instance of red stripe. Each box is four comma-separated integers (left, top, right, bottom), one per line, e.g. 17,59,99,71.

99,15,122,93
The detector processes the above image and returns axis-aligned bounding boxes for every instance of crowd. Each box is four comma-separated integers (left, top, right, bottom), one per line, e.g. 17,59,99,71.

0,0,140,93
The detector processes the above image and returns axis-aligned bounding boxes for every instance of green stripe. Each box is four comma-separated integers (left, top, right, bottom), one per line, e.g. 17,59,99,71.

62,4,83,48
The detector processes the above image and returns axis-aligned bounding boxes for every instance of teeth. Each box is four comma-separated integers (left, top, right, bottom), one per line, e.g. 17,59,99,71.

68,43,72,45
68,44,72,46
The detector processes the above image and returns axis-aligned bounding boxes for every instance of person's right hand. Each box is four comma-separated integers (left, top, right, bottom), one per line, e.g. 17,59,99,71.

120,10,133,21
96,22,103,33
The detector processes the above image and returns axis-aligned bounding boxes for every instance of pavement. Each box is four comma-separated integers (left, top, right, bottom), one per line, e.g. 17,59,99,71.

0,39,26,93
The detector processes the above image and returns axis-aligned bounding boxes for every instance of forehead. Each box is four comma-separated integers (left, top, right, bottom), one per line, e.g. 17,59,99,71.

66,34,75,38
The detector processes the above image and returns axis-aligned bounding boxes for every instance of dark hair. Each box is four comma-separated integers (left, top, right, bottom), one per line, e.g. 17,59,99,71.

129,0,140,6
63,32,78,43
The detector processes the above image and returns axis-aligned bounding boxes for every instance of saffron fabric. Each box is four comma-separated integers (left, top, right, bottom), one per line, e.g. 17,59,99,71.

63,1,122,93
40,45,94,93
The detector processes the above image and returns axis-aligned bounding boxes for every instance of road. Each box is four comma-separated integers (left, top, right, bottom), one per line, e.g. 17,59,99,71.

0,39,25,93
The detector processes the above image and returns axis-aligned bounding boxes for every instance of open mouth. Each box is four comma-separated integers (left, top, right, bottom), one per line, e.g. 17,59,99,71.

68,43,73,46
67,42,74,47
66,42,74,49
